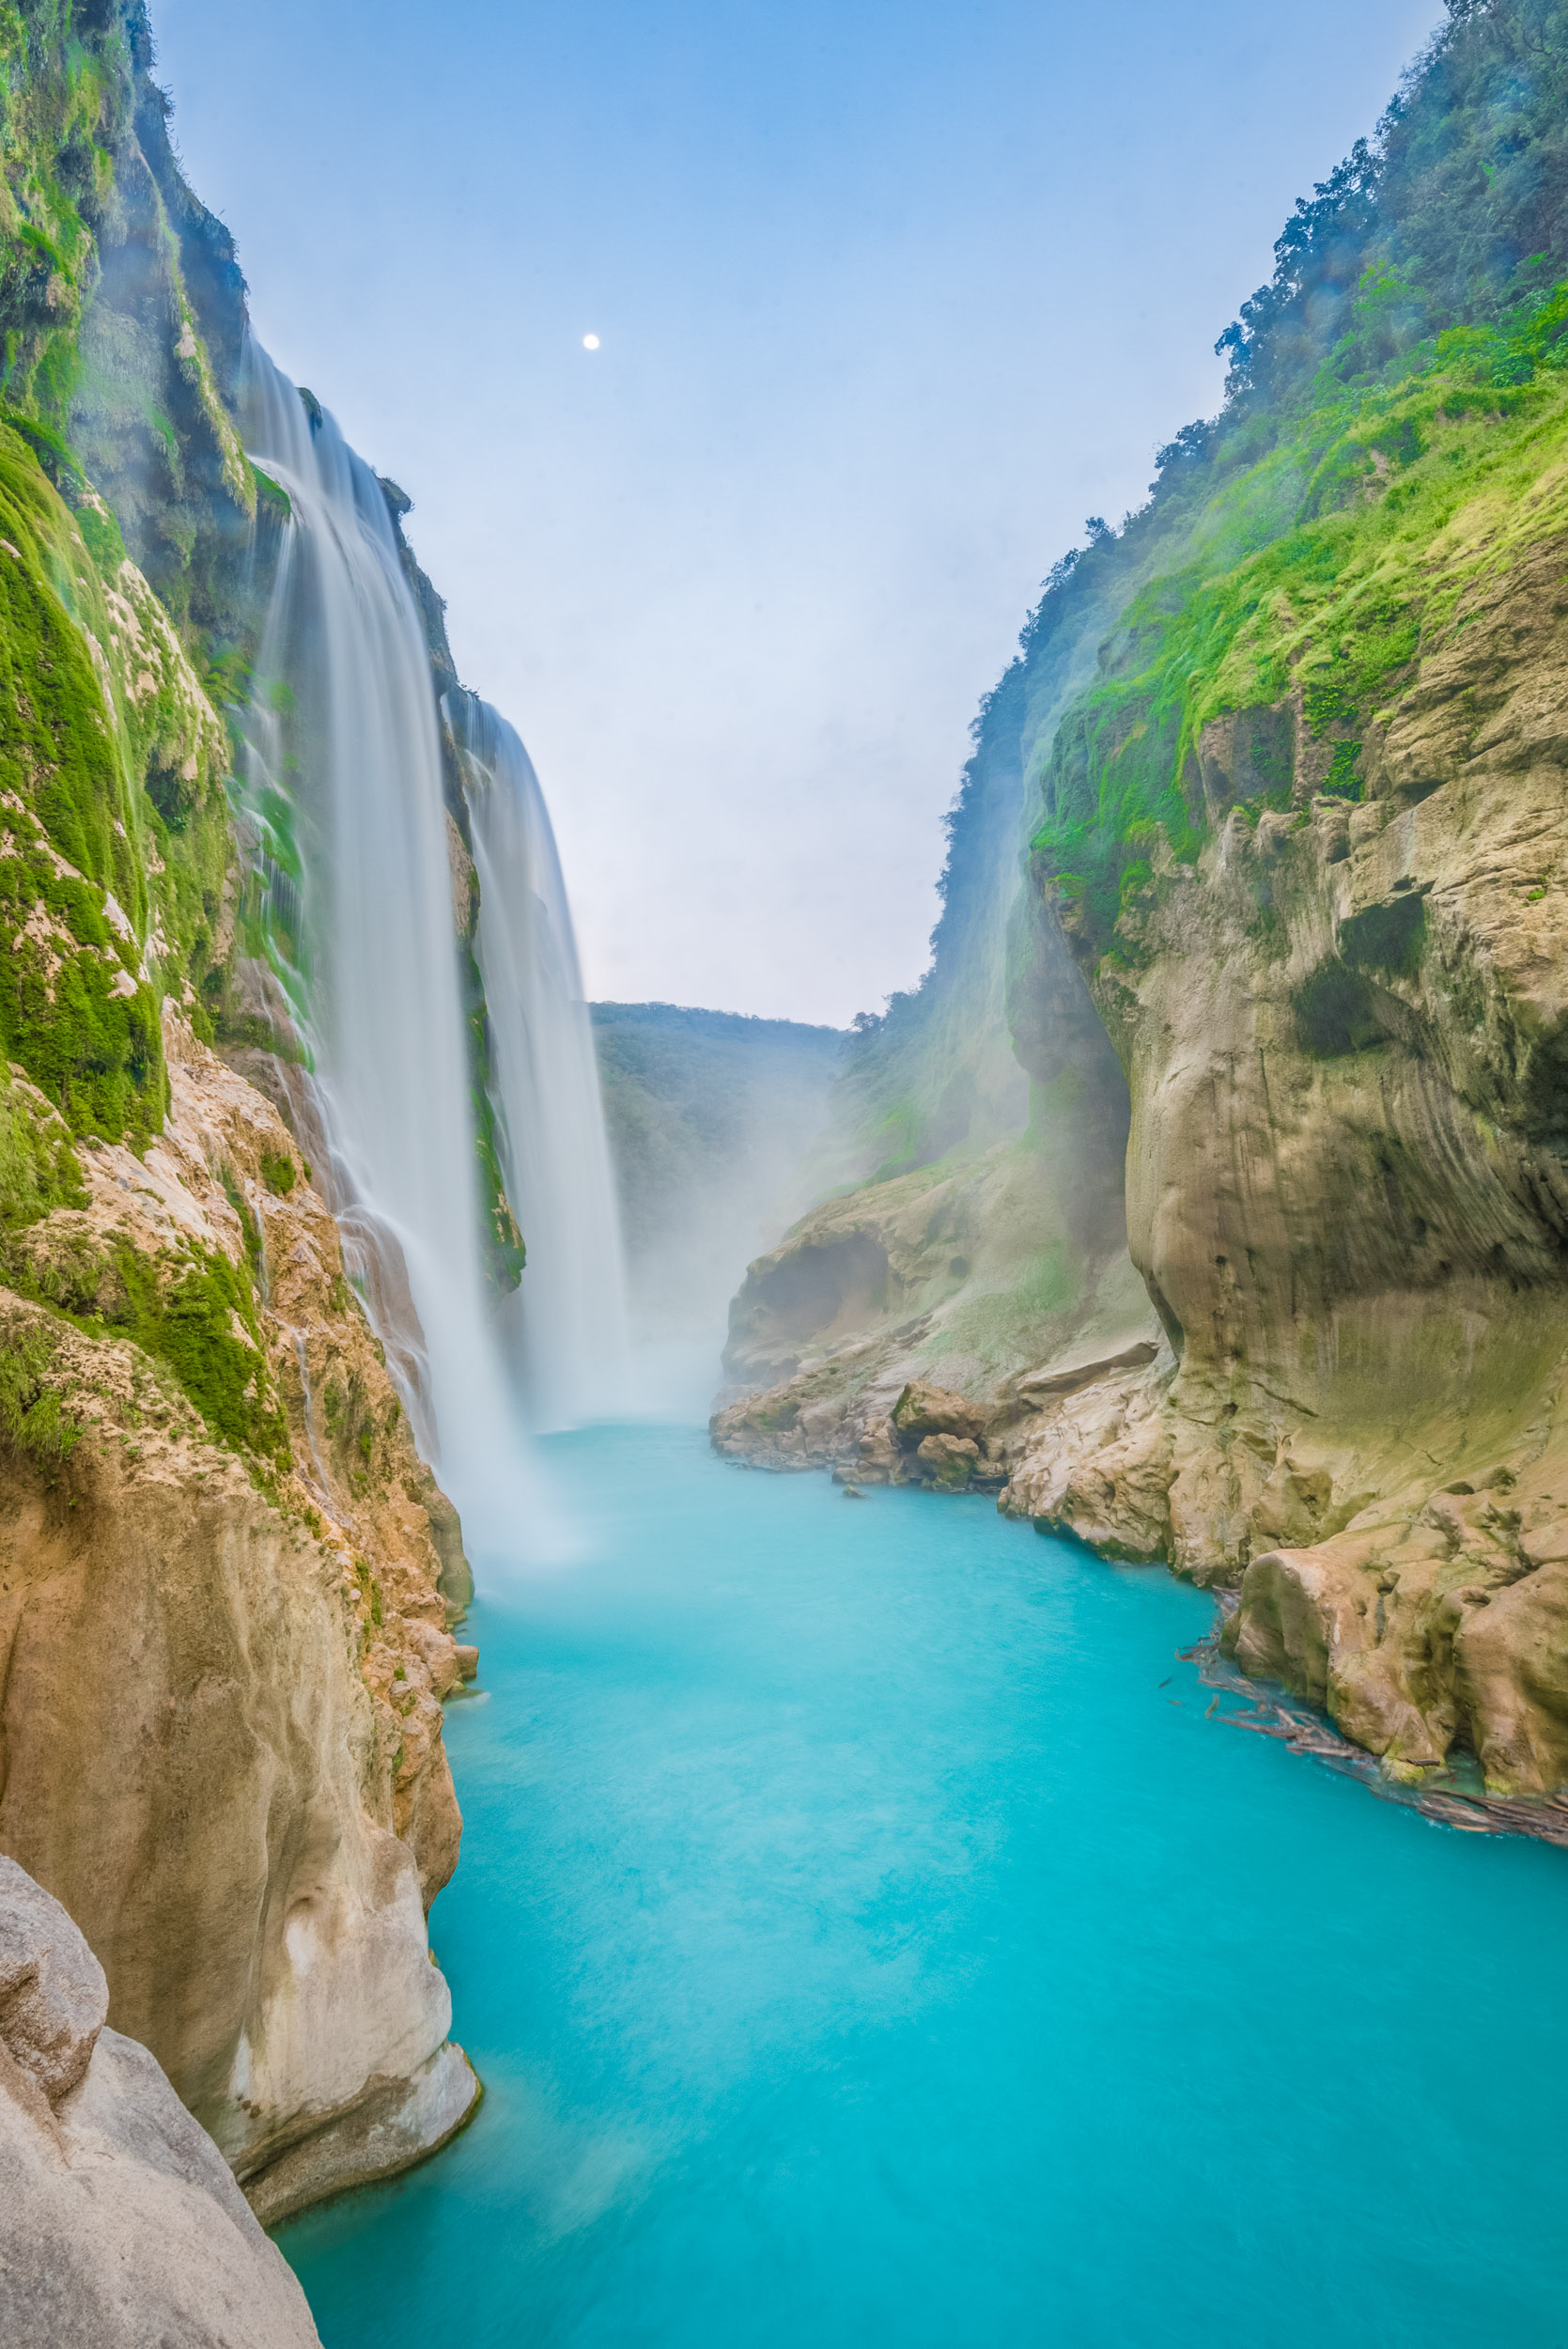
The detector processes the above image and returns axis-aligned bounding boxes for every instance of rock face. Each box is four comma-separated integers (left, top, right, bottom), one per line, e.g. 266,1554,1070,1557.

0,1854,320,2348
1002,501,1568,1794
719,8,1568,1811
1,1017,479,2219
0,0,496,2245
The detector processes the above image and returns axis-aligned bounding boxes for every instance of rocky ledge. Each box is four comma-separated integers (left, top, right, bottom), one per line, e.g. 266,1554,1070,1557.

718,1312,1568,1814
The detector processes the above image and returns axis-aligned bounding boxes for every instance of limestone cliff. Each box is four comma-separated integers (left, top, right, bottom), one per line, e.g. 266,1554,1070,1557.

0,1853,321,2346
718,0,1568,1811
0,0,486,2225
713,1135,1154,1481
1,1014,480,2219
1011,461,1568,1797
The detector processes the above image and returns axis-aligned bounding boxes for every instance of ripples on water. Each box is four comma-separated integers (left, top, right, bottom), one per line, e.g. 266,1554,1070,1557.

281,1424,1568,2347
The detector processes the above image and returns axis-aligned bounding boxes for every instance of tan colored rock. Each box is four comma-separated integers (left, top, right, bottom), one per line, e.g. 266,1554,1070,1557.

893,1380,987,1446
0,1855,319,2348
722,1131,1152,1398
711,1142,1157,1486
1002,529,1568,1790
0,1014,479,2214
914,1431,980,1488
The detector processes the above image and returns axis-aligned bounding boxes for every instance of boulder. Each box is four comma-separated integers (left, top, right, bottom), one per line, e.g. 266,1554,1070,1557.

916,1433,981,1489
0,1855,320,2348
892,1382,986,1448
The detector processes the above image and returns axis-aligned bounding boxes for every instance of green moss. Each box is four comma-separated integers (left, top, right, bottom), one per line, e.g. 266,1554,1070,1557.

251,463,291,523
352,1556,383,1626
0,427,169,1141
98,1237,288,1467
259,1149,295,1197
1032,288,1568,957
221,1169,262,1275
0,1317,79,1463
1323,740,1363,800
460,939,526,1292
1015,1244,1076,1317
0,1059,85,1227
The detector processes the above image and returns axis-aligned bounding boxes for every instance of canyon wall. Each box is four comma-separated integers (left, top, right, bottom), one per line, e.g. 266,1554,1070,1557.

0,0,492,2218
717,0,1568,1804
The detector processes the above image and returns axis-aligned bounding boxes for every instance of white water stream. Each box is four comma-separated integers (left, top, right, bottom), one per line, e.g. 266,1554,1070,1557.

233,343,620,1541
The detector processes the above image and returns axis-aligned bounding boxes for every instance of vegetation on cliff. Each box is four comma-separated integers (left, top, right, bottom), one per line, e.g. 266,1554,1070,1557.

0,9,485,2213
0,416,232,1143
1029,0,1568,953
717,0,1568,1806
834,0,1568,1190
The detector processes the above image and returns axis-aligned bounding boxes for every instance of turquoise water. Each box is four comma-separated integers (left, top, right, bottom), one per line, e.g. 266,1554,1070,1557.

281,1424,1568,2346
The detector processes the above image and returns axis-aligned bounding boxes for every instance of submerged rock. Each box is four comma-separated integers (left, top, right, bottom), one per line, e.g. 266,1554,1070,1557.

0,1856,320,2348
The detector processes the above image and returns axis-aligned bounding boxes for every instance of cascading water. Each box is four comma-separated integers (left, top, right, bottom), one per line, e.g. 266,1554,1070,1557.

444,690,630,1429
234,340,531,1545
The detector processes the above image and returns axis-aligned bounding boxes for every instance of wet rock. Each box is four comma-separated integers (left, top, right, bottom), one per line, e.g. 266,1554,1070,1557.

0,1013,479,2215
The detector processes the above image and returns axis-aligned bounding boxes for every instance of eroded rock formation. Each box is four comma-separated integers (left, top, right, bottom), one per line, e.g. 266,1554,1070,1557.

1,1015,480,2218
726,509,1568,1801
0,0,503,2232
0,1853,321,2347
1006,528,1568,1794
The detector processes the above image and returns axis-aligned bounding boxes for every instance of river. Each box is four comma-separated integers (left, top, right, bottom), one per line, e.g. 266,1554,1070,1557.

279,1423,1568,2346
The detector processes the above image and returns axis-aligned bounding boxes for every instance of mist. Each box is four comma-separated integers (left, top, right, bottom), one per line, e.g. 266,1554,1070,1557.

590,1004,846,1405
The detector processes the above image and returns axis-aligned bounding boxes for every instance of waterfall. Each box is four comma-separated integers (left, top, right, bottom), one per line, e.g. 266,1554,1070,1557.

444,689,630,1430
234,341,529,1545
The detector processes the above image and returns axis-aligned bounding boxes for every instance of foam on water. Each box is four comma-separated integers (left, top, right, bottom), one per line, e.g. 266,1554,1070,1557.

280,1425,1568,2348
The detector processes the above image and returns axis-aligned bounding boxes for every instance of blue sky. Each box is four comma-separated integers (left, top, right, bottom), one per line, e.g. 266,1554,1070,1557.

155,0,1438,1023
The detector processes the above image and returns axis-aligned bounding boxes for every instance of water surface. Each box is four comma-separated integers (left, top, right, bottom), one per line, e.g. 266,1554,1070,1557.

281,1424,1568,2346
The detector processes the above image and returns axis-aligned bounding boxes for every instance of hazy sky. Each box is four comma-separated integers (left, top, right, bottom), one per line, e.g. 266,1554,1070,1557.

155,0,1437,1024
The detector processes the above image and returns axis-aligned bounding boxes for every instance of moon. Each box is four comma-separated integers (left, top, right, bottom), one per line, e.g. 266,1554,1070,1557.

582,334,600,350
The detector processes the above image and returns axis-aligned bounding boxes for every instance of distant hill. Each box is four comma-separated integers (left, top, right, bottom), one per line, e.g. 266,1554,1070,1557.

590,1003,846,1345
